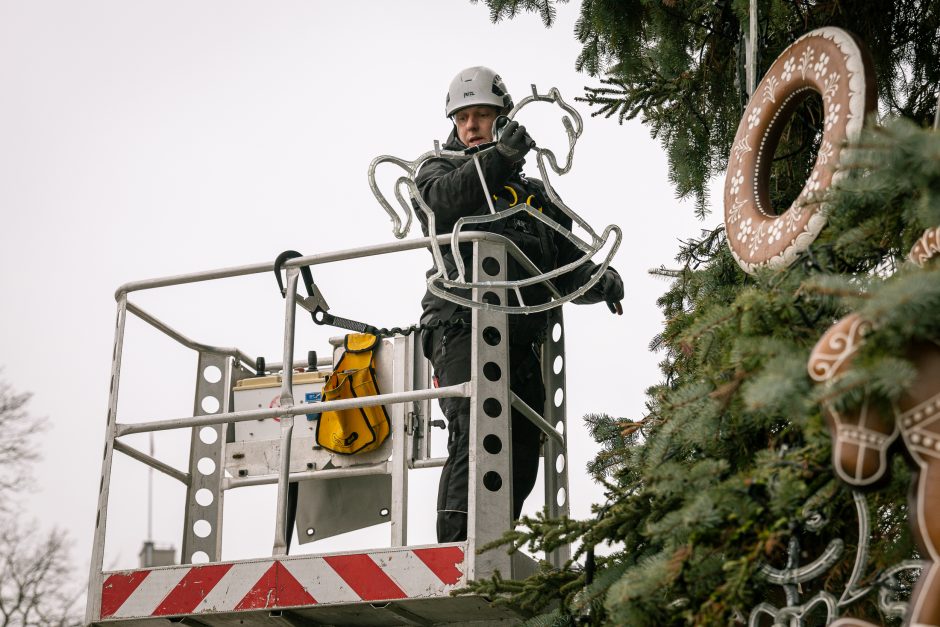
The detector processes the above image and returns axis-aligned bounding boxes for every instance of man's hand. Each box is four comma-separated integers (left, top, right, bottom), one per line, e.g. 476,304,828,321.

495,120,535,164
600,268,624,315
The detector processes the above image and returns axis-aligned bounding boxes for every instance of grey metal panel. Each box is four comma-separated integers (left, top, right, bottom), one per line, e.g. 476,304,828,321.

181,351,229,564
466,240,514,581
287,335,409,546
541,307,571,567
293,474,392,543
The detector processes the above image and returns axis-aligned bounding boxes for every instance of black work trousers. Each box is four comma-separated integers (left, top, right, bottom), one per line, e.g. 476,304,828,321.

426,323,545,543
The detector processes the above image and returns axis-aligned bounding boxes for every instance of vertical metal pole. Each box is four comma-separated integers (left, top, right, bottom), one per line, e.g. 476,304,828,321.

411,335,433,462
390,337,408,546
934,89,940,130
181,351,228,563
273,267,299,556
85,295,128,625
541,308,571,567
467,240,513,581
147,433,154,542
746,0,758,96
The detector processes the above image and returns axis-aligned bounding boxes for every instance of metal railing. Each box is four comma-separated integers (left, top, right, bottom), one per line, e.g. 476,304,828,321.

86,231,572,624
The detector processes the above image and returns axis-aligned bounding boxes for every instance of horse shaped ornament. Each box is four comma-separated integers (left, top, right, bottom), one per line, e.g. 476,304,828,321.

808,226,940,627
367,85,621,315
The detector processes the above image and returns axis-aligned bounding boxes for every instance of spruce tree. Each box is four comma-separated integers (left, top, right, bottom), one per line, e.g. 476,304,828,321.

466,1,940,624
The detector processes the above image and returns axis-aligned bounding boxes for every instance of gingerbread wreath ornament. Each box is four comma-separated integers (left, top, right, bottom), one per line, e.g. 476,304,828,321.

724,28,876,274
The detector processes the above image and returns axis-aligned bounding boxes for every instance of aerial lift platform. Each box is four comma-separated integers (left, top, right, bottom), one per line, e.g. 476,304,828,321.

86,234,573,627
86,85,620,626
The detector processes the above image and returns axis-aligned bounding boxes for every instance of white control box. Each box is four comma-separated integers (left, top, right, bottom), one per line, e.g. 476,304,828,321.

232,371,326,441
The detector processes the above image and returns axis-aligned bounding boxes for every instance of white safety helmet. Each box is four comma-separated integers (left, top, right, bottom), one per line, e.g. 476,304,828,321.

445,66,513,118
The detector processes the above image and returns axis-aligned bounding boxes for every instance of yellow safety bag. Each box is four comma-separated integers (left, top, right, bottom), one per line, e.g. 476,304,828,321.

315,333,391,455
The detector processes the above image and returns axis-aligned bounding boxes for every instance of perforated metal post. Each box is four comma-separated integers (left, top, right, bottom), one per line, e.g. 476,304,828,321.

467,239,513,581
181,351,229,564
542,307,571,567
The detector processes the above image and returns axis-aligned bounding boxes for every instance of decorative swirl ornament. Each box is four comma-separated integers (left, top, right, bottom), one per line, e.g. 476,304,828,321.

724,27,876,274
808,313,872,383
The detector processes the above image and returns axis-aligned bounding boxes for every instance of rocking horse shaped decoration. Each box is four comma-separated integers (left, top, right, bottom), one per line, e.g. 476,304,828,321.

367,84,622,315
808,230,940,627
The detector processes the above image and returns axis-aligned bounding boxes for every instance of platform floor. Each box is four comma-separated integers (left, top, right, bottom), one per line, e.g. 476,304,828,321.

91,595,525,626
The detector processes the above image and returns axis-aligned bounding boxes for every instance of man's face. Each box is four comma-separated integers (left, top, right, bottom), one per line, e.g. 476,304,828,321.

454,105,498,147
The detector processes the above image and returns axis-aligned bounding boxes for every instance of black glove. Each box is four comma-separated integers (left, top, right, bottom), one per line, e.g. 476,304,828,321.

495,120,535,164
599,268,624,315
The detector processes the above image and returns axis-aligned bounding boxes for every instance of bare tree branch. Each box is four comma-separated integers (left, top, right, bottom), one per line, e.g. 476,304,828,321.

0,518,82,627
0,377,46,509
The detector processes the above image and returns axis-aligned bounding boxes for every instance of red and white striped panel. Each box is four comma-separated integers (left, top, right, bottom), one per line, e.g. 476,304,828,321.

99,545,465,620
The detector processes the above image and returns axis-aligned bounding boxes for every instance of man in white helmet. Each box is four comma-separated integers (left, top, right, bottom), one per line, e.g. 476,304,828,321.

416,66,623,542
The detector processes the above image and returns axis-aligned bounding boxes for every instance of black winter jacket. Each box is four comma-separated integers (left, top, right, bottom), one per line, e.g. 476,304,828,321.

415,128,612,328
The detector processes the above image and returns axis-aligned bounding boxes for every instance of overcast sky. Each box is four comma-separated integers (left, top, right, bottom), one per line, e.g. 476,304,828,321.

0,0,713,581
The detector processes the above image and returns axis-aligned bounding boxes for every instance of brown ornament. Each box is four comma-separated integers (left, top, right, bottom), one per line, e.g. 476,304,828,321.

808,313,896,487
910,226,940,268
807,228,940,626
724,28,876,274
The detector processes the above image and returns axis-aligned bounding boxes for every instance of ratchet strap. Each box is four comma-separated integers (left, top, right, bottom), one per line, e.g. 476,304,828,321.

274,249,468,339
274,250,379,335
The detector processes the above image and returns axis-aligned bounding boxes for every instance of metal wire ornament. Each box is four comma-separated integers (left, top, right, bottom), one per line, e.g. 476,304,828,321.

748,490,924,625
368,85,622,314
